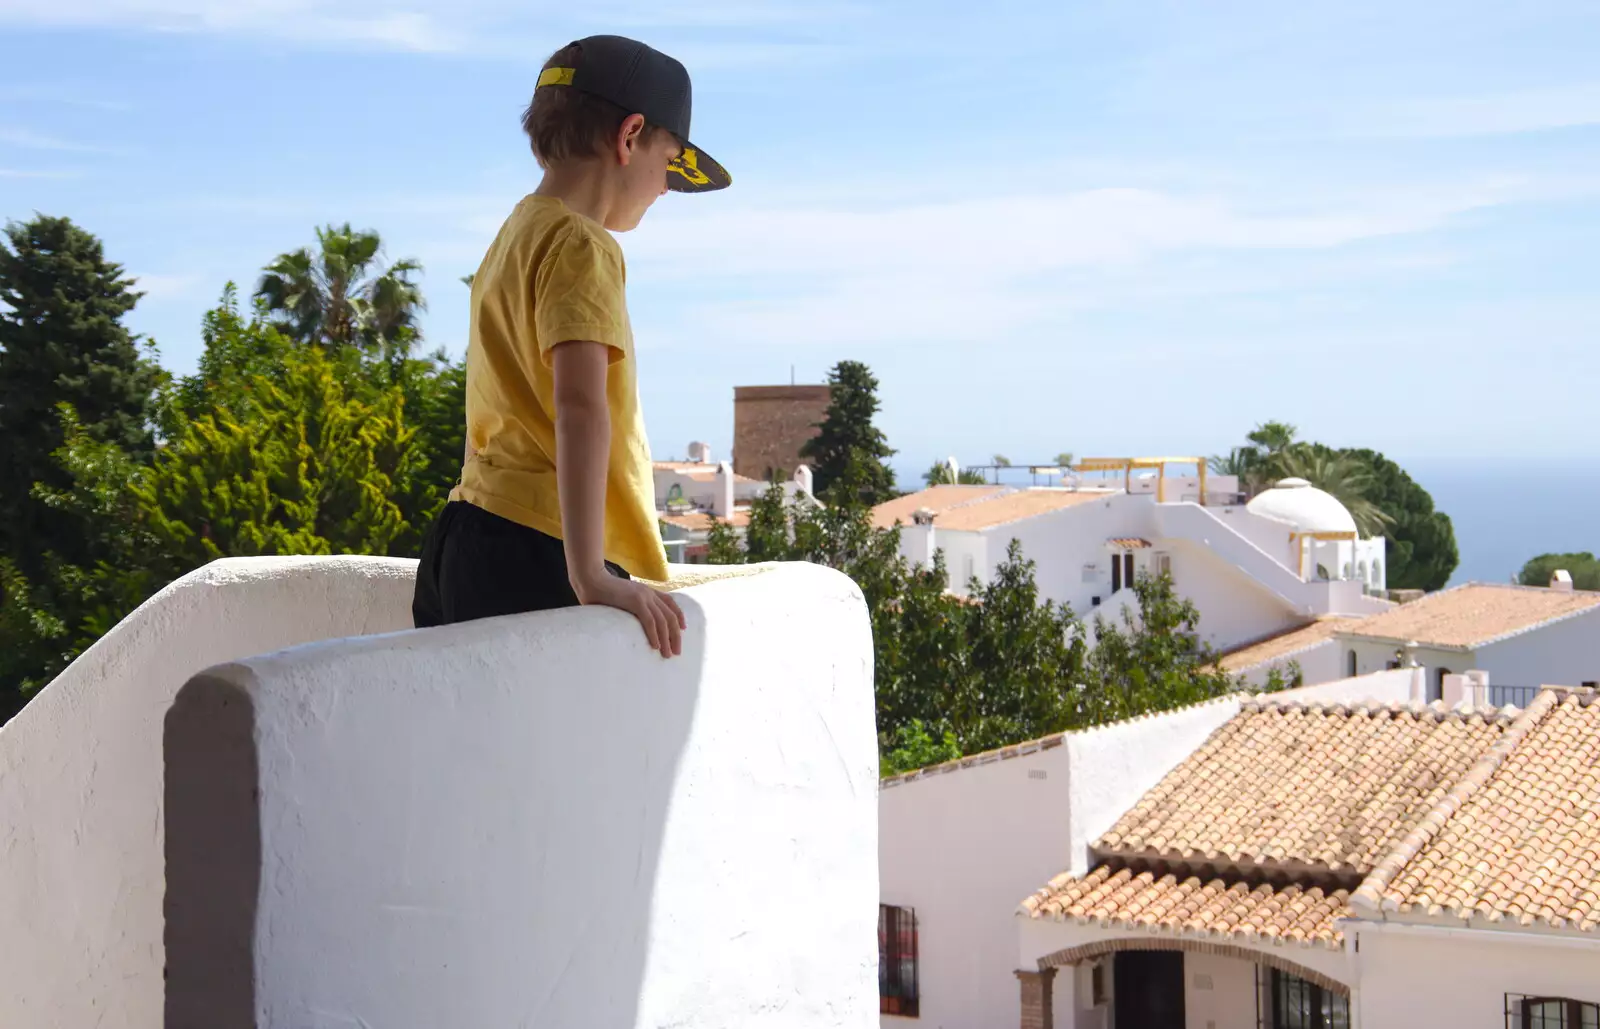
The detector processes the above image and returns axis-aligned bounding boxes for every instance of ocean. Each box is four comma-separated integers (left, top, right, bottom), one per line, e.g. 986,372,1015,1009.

1403,458,1600,587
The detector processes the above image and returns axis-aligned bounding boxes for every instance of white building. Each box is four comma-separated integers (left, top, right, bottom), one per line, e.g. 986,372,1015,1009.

875,459,1392,653
1224,578,1600,701
879,673,1600,1029
655,440,817,562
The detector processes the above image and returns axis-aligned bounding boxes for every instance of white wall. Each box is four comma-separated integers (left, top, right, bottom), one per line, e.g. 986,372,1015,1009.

0,556,417,1029
1235,640,1345,689
879,745,1076,1029
1163,541,1305,651
1185,951,1259,1029
1476,608,1600,686
168,562,878,1029
1353,924,1600,1029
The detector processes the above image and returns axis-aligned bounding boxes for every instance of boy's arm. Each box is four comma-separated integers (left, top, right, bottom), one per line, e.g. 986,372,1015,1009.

550,339,685,657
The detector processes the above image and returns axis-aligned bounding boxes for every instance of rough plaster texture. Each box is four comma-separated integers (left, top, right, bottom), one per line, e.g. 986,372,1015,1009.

0,556,417,1029
171,561,877,1029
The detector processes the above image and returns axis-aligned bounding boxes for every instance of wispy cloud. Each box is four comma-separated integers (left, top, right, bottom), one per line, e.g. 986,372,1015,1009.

129,271,204,300
1354,82,1600,139
619,174,1538,350
0,125,106,152
0,165,82,178
0,0,844,54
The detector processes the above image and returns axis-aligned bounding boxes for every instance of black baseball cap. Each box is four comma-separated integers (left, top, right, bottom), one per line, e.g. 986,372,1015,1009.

537,34,730,194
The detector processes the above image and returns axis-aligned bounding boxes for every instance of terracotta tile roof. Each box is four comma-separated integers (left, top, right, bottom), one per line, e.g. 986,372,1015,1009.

1109,537,1152,549
871,485,1006,529
654,462,760,486
658,509,751,531
1218,618,1354,673
1338,582,1600,649
1094,700,1513,875
1355,690,1600,932
1022,864,1349,948
932,489,1111,532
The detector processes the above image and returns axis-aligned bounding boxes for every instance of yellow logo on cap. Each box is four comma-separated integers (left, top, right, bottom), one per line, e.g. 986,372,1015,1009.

537,67,575,87
669,148,712,186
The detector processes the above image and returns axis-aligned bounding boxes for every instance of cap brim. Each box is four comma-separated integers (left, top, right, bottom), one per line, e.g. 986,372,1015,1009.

667,144,730,193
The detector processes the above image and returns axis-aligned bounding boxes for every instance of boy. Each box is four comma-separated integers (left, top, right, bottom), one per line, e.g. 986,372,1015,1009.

412,35,730,657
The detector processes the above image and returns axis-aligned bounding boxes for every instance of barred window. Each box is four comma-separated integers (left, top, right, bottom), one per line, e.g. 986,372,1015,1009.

879,904,919,1018
1257,967,1349,1029
1506,994,1600,1028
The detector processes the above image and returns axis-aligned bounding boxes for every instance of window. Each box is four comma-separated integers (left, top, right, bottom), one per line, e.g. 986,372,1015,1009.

1506,995,1600,1028
1090,961,1107,1006
1153,552,1172,579
879,904,919,1017
1347,650,1358,677
1259,968,1349,1029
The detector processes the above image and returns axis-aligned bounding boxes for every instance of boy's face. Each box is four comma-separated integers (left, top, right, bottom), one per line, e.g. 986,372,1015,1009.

606,115,682,232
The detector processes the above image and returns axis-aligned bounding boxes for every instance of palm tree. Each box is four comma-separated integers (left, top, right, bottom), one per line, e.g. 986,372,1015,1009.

1266,447,1394,538
256,224,426,350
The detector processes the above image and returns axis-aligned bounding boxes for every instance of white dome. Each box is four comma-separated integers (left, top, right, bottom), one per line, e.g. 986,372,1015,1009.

1246,477,1358,535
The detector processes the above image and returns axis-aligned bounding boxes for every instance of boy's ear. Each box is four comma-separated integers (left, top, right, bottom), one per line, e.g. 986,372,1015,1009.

615,113,648,165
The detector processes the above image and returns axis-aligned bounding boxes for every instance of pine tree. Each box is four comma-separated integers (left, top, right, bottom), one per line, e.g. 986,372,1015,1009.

0,215,163,577
798,360,897,504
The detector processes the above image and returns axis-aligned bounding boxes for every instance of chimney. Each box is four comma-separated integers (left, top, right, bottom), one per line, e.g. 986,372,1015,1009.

687,441,712,465
713,461,735,517
793,464,814,496
906,508,937,570
1551,569,1574,592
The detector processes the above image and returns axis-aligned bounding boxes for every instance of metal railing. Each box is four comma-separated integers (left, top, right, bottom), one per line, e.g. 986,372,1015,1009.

1489,685,1541,709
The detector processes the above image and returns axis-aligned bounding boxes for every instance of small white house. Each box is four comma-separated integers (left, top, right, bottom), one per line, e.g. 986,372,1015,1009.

874,460,1392,654
1223,581,1600,702
876,670,1421,1029
1013,686,1600,1029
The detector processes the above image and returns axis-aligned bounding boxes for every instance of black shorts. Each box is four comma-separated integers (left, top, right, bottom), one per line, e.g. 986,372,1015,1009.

411,500,629,627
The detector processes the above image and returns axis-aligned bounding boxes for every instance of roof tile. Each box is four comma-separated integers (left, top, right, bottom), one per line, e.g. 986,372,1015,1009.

1339,583,1600,649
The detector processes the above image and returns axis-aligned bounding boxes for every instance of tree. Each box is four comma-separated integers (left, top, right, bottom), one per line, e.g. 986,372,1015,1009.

992,454,1011,467
1078,572,1238,724
0,215,164,579
1519,553,1600,591
1340,448,1457,591
256,223,426,353
798,360,897,504
922,460,987,486
1054,452,1074,470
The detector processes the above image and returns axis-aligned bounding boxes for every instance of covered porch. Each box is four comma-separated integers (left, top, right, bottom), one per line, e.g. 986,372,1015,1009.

1018,934,1351,1029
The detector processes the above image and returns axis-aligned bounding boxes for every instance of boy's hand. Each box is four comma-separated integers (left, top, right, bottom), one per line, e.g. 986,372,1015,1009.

572,572,686,658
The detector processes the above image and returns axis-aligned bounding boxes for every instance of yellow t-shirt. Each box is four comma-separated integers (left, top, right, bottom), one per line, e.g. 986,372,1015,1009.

453,194,669,583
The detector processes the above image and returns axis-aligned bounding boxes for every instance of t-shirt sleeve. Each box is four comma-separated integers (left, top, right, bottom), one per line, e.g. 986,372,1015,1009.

533,227,630,365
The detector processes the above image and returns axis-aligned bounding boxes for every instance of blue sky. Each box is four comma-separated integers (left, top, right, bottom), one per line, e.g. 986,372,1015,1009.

2,0,1598,480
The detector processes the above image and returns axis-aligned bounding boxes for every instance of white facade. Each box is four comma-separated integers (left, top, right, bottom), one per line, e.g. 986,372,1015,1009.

877,671,1419,1029
886,476,1391,653
1350,923,1600,1029
1341,606,1600,699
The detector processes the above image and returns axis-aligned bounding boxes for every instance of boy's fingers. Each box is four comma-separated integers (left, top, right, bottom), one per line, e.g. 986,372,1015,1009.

633,595,661,652
653,601,674,657
664,592,686,630
661,597,683,656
